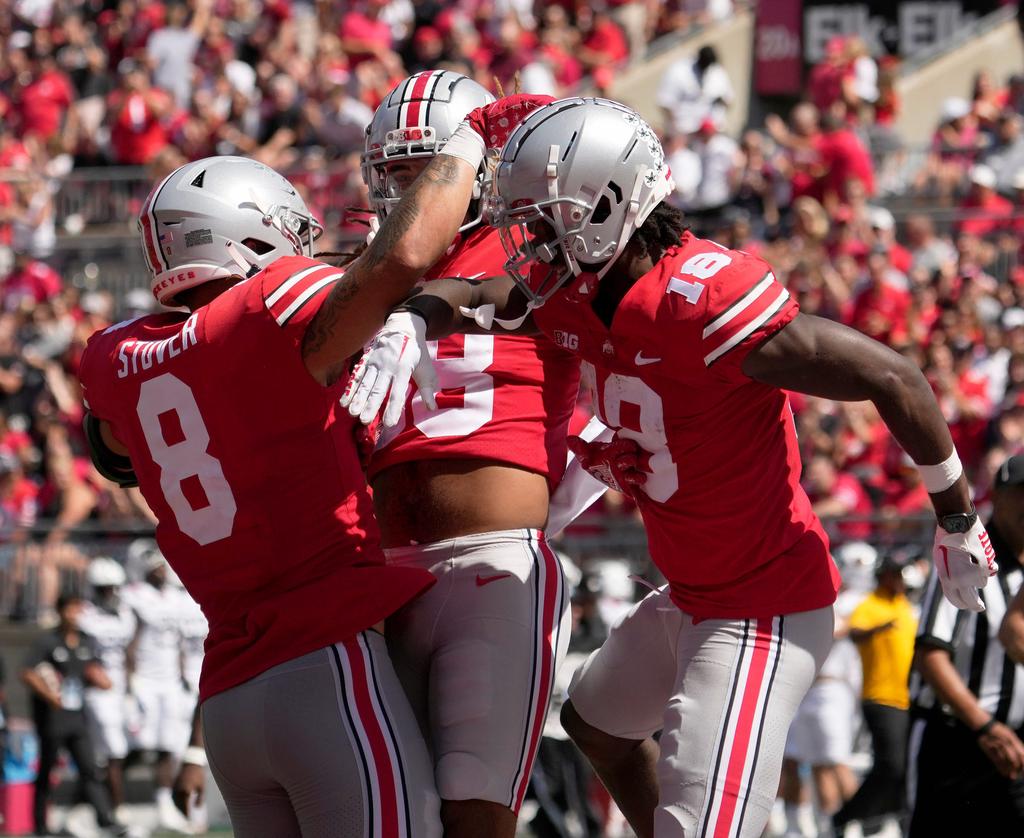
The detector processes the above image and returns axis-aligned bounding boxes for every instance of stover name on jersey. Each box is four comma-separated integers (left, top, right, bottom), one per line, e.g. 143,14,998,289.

115,313,199,379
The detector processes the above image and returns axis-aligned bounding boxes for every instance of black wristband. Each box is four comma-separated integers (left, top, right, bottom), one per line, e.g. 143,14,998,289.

974,717,997,737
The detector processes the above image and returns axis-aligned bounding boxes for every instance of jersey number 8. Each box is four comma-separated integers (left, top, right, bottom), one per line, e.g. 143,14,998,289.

137,373,237,546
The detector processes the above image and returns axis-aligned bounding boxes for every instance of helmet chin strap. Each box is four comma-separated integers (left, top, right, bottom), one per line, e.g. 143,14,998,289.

225,241,256,277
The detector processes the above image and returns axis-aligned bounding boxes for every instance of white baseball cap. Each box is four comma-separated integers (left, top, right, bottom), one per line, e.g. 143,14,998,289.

970,164,997,189
941,97,970,122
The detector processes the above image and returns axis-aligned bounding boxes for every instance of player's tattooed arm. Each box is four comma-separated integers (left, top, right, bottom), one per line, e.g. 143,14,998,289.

301,154,476,385
742,312,972,517
397,273,539,338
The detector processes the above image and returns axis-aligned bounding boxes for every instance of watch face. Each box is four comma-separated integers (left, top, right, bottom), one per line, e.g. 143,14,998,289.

941,514,974,533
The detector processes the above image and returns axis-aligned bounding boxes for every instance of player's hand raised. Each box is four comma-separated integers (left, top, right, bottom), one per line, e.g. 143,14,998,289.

465,94,555,150
933,518,997,612
568,435,647,497
341,311,439,428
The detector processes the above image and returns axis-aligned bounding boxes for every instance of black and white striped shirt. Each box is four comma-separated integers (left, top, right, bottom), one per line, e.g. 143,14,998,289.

910,523,1024,729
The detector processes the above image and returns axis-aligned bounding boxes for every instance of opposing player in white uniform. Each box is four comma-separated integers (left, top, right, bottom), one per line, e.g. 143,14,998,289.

348,77,603,838
79,557,137,813
121,549,191,833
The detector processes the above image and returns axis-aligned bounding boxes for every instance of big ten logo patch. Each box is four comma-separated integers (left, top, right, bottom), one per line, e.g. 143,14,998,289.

553,330,579,350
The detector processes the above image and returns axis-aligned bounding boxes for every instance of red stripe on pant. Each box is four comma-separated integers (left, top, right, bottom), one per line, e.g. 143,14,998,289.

403,72,435,128
512,534,561,811
342,636,401,838
712,618,774,838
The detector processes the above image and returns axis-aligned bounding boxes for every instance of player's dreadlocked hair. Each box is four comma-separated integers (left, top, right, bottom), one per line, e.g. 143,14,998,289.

628,203,688,264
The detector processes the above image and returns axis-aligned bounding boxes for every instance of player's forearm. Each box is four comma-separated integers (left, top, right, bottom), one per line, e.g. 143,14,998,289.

999,589,1024,664
399,280,488,339
916,646,990,729
401,274,532,339
301,155,477,383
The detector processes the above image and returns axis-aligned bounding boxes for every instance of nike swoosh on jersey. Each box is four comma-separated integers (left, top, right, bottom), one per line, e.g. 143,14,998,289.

635,352,662,366
476,573,513,587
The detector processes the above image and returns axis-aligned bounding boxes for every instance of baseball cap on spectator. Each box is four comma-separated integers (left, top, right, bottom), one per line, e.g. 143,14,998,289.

994,454,1024,488
1002,307,1024,329
969,164,997,190
869,206,895,231
117,57,141,76
825,36,846,57
941,97,970,123
413,26,442,48
697,116,717,136
8,31,31,50
0,451,19,474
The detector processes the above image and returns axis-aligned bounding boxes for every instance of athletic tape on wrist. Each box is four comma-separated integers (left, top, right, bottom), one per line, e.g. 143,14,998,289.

917,450,963,494
438,122,485,170
183,746,208,767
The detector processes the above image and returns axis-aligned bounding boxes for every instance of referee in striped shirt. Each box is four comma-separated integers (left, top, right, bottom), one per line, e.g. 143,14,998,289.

908,454,1024,836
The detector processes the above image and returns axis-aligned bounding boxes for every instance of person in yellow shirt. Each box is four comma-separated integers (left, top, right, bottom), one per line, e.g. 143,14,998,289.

833,553,917,836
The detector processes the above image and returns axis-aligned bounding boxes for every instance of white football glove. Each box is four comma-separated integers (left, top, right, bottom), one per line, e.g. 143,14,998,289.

340,311,439,427
933,517,998,612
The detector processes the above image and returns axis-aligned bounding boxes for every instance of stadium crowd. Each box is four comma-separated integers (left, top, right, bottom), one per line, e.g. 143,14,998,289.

0,1,1022,836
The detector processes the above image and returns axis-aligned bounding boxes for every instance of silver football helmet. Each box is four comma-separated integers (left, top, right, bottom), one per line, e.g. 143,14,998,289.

139,156,323,306
488,98,674,306
362,70,494,231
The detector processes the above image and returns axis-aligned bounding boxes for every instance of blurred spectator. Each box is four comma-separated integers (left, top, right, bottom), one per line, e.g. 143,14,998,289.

21,592,123,837
106,58,174,165
833,554,917,836
765,102,823,202
804,453,873,540
122,553,193,833
146,0,213,110
847,246,910,346
958,164,1014,237
983,112,1024,192
13,42,75,142
808,35,850,114
79,557,135,811
818,111,876,207
657,44,733,135
688,117,738,212
917,96,986,198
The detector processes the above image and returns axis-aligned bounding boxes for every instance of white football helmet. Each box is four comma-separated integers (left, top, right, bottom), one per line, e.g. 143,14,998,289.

140,156,323,306
362,70,494,231
87,556,127,588
488,98,674,306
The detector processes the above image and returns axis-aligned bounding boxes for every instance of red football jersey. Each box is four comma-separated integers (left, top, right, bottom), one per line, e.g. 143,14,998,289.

79,256,434,700
532,233,840,619
369,225,580,489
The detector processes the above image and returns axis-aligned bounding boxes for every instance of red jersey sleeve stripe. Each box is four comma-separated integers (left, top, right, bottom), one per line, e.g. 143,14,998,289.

275,274,341,326
703,288,790,367
265,264,332,308
703,272,775,339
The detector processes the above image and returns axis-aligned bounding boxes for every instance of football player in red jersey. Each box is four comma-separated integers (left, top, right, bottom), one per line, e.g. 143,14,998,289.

351,97,998,838
75,144,501,837
345,71,600,838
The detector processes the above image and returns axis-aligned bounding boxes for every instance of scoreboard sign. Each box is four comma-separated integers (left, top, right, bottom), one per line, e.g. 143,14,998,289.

755,0,1005,95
